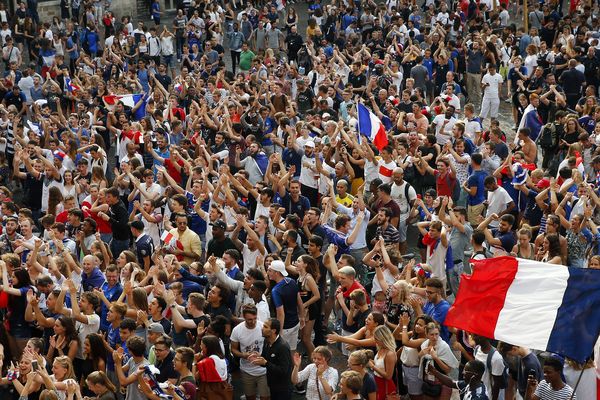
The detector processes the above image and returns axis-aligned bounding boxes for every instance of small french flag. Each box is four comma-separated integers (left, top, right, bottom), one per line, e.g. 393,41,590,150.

161,230,174,243
65,77,81,93
357,103,388,150
103,94,147,120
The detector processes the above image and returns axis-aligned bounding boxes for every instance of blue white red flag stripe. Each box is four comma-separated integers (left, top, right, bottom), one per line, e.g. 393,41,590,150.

445,257,600,362
357,103,388,150
103,94,146,120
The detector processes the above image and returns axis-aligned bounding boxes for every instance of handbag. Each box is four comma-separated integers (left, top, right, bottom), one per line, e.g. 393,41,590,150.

421,379,442,397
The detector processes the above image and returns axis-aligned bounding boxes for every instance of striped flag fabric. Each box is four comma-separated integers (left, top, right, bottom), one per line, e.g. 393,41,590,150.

103,94,146,120
445,256,600,362
357,103,388,150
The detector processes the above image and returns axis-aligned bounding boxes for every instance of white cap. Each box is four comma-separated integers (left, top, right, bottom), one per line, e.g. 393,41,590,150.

304,140,315,148
269,260,288,276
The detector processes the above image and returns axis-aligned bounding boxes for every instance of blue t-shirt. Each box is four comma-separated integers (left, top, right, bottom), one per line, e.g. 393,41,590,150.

423,300,450,343
100,282,123,331
467,170,488,206
271,278,300,329
323,225,350,259
185,191,203,235
492,229,517,253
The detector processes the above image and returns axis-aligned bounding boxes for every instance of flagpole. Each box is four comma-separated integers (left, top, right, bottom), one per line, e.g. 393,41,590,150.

568,367,584,400
356,97,361,145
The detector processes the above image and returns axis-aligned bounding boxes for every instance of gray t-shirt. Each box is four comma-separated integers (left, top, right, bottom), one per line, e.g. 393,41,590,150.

410,64,428,91
467,49,484,73
450,223,473,263
125,358,149,400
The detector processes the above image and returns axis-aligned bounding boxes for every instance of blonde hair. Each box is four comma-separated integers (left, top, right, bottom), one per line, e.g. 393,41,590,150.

373,325,396,352
349,349,374,366
392,280,412,303
53,356,75,381
86,371,116,392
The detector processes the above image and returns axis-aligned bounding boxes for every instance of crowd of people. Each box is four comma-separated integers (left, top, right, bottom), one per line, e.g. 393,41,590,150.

0,0,598,399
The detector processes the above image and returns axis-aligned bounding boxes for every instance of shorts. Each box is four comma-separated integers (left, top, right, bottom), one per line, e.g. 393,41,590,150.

467,203,486,226
241,371,270,397
281,323,300,351
162,54,174,68
402,365,422,395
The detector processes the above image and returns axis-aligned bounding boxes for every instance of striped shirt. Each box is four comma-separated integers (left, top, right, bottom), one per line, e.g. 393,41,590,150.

534,380,576,400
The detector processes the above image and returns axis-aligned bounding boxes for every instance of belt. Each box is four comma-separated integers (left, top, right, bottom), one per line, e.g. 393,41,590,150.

453,260,463,264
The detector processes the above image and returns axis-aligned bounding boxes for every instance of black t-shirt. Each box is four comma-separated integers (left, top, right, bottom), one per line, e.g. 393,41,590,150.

296,87,314,113
25,173,43,210
156,350,180,382
348,71,366,89
206,237,237,258
206,303,233,322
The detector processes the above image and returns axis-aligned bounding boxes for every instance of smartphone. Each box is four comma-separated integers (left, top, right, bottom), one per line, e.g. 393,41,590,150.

32,360,39,371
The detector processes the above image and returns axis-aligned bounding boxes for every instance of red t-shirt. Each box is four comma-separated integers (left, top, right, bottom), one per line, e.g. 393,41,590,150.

435,170,457,198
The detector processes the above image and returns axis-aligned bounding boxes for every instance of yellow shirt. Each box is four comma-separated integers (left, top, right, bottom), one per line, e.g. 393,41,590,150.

170,227,202,264
336,193,354,208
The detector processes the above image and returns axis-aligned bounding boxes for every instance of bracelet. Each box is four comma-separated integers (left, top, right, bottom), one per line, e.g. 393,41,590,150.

402,326,408,330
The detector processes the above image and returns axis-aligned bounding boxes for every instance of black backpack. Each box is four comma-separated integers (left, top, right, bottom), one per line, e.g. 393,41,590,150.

538,123,558,149
485,347,510,390
296,46,313,75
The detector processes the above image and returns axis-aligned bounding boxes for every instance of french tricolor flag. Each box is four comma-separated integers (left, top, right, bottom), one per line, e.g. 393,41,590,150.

446,257,600,362
103,94,147,120
357,103,388,150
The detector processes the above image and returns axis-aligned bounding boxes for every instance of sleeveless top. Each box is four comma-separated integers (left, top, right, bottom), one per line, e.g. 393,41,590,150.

516,243,535,260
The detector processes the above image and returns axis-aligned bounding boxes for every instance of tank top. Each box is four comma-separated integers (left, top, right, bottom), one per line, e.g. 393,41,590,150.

516,243,535,260
374,351,387,378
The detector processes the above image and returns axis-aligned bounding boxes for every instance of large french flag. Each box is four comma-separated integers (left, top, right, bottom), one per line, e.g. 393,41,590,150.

446,257,600,362
358,103,388,150
103,94,146,120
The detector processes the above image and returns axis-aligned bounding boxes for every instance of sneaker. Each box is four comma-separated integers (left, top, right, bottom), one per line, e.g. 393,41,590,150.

504,98,511,103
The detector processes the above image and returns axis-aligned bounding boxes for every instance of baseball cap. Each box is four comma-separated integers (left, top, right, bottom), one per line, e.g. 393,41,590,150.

148,323,165,334
210,220,227,230
536,178,551,189
304,140,315,148
269,260,288,276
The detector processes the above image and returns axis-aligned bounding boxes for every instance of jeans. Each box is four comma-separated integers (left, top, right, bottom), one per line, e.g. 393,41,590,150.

230,50,241,73
110,238,130,257
447,261,464,297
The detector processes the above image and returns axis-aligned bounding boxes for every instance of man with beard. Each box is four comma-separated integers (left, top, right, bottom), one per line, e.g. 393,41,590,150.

249,318,293,400
234,141,268,185
0,216,23,255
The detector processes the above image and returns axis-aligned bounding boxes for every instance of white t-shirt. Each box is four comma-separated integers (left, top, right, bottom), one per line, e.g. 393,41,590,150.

300,153,319,189
391,181,417,215
481,73,503,99
474,346,505,399
464,118,482,142
486,187,513,228
432,115,457,146
242,244,263,273
230,321,266,376
377,159,397,183
70,311,100,359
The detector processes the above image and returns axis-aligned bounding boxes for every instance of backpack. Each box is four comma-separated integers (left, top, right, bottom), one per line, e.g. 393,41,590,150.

538,123,558,149
296,46,313,75
485,347,510,390
402,156,416,183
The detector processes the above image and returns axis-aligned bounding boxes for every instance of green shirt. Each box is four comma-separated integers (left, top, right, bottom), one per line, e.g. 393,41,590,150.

239,50,255,71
